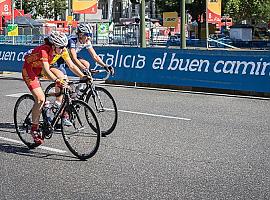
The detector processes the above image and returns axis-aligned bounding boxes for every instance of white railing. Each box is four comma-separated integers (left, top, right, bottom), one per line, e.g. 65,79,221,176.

208,37,239,49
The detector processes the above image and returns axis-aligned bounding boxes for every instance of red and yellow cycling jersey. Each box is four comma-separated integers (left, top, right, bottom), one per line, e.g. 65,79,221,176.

22,44,70,91
24,44,70,68
50,48,70,65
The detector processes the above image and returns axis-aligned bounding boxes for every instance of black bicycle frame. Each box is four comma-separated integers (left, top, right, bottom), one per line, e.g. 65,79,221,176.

43,87,70,128
78,83,105,113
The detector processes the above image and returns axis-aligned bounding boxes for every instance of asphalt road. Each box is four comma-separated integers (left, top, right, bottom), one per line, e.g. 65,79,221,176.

0,73,269,200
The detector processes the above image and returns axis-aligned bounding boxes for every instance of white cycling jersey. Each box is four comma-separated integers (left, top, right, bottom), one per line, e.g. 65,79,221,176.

68,36,93,53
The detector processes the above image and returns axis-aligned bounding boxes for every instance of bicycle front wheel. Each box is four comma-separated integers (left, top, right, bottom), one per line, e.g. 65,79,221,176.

61,100,101,160
86,86,118,136
14,94,40,149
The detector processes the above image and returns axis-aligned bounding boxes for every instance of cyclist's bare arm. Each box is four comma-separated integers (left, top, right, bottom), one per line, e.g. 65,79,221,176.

87,47,114,75
65,58,85,78
43,62,58,81
87,47,107,68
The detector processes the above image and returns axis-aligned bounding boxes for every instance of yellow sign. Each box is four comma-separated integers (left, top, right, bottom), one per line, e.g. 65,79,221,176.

67,15,73,22
163,12,178,27
7,24,18,36
73,0,97,14
208,0,221,23
67,15,73,25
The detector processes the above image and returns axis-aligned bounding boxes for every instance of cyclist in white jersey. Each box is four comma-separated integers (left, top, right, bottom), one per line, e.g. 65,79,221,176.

55,23,114,75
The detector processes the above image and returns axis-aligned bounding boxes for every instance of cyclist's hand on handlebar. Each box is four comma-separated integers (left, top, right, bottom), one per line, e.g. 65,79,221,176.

83,68,91,76
81,75,93,84
55,78,68,88
104,65,114,75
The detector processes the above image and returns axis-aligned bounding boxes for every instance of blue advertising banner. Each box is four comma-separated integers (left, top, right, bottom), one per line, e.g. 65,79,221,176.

84,47,270,93
0,44,270,93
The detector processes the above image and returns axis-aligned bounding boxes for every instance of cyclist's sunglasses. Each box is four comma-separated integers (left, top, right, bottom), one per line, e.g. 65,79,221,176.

55,46,65,49
83,33,92,37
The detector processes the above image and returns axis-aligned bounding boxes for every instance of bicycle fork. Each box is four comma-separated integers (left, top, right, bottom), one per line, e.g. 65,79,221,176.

91,86,105,113
68,100,86,132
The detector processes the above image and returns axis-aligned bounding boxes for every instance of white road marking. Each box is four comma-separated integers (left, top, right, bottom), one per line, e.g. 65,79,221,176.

6,93,28,97
6,93,191,121
0,136,67,154
118,109,191,121
38,146,67,154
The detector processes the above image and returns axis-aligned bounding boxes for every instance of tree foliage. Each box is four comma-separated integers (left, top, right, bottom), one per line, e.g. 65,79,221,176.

224,0,270,24
155,0,180,14
16,0,67,20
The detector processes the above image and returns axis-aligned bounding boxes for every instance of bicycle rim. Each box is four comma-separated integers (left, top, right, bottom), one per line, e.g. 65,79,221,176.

86,86,118,136
61,100,101,160
13,94,40,149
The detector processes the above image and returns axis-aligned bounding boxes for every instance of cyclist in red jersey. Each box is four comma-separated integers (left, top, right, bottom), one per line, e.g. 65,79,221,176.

22,31,89,145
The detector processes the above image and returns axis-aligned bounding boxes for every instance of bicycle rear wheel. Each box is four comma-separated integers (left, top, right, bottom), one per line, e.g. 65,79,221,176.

61,100,101,160
86,86,118,136
14,94,40,149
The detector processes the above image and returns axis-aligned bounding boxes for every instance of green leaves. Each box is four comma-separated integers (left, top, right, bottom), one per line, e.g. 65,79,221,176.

224,0,270,24
156,0,180,14
17,0,67,20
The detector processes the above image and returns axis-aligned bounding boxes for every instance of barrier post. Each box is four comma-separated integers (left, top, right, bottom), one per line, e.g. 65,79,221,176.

140,0,146,48
180,0,186,49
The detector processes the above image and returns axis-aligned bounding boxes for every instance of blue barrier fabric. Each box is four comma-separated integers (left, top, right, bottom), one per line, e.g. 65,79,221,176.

0,44,270,93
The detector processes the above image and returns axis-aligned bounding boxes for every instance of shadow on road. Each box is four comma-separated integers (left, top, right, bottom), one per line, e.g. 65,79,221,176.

0,142,82,162
0,122,62,135
0,122,16,134
0,122,82,162
0,122,14,129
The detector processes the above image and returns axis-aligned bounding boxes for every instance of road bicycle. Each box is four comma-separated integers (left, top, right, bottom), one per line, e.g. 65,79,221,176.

45,68,118,137
14,79,101,160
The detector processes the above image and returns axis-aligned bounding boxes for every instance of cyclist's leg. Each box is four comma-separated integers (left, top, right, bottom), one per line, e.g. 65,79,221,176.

51,63,73,126
78,58,90,70
76,58,90,95
22,67,45,144
50,66,67,103
50,65,73,126
30,88,45,127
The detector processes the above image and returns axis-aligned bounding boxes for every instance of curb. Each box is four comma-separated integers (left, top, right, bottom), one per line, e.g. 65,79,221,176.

106,80,270,98
0,71,16,75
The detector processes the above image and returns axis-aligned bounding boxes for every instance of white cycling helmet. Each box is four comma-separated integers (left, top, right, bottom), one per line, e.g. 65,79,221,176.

77,23,93,37
48,31,68,47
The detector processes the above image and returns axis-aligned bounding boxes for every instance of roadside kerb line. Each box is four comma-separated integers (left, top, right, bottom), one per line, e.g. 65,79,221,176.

0,136,67,154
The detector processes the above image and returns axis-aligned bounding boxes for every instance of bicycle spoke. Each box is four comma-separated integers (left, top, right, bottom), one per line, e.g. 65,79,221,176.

86,86,118,136
14,94,40,149
61,100,100,160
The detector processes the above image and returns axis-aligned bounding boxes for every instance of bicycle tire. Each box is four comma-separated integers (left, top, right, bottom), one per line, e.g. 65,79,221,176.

44,82,62,98
61,99,101,160
85,86,118,136
44,82,55,96
14,94,40,149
